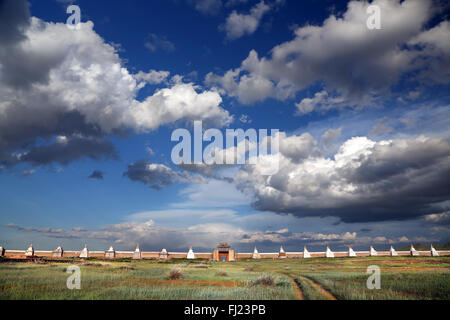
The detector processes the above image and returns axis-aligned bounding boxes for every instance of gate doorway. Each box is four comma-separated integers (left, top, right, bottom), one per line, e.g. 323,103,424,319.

217,243,231,262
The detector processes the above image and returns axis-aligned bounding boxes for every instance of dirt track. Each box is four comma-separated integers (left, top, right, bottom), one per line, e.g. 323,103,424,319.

290,277,304,300
298,275,337,300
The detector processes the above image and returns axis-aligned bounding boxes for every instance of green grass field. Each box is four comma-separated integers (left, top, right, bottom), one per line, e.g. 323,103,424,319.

0,256,449,300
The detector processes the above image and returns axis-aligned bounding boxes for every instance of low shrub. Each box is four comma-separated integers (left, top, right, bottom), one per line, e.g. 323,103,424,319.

119,266,135,271
81,262,102,267
169,268,184,280
252,274,275,286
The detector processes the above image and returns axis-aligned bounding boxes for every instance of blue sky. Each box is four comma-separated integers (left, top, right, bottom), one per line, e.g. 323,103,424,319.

0,0,449,252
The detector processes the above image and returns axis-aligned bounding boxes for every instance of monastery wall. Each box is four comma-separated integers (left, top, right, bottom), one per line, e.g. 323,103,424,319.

1,246,449,261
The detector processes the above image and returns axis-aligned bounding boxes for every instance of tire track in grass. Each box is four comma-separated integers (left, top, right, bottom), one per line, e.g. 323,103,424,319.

290,277,304,300
298,275,337,300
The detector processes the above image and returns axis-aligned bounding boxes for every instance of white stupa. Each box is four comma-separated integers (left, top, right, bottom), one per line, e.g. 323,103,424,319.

348,246,356,257
252,247,261,259
326,246,334,258
303,246,311,258
53,246,63,258
105,245,115,259
160,248,168,259
133,245,141,259
278,246,287,258
79,244,89,258
390,246,398,256
370,246,377,256
187,247,195,259
25,244,34,257
431,245,439,257
410,244,419,256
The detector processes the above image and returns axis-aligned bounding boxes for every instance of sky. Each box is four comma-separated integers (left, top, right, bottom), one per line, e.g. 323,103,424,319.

0,0,449,253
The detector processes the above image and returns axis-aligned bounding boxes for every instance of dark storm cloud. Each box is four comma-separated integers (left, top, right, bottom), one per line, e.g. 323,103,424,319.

0,110,102,151
89,170,105,180
123,159,187,190
343,138,450,184
0,41,66,89
0,110,117,168
423,211,450,226
5,223,64,234
5,223,83,239
0,1,116,167
21,137,118,166
235,135,450,223
0,0,30,45
0,0,65,88
0,1,230,170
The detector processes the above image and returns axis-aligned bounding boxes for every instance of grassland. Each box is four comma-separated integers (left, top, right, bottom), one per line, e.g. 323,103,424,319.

0,256,448,300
